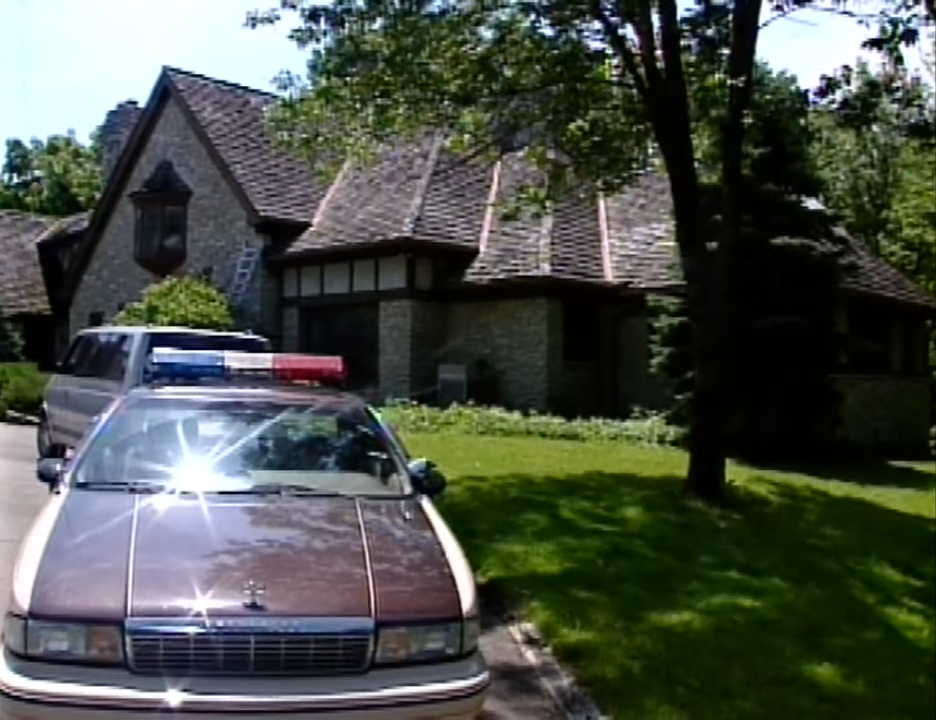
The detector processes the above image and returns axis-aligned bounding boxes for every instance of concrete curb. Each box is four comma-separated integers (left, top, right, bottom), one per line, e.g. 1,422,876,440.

1,411,40,426
503,619,607,720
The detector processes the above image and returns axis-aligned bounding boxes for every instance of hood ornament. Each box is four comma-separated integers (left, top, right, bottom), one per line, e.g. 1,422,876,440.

242,579,267,610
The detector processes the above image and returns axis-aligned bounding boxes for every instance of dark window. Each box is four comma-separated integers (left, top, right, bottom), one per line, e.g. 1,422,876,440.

563,300,599,363
71,334,104,378
301,304,379,389
88,311,104,327
93,333,133,381
129,161,192,276
844,308,891,374
145,332,270,355
59,336,90,375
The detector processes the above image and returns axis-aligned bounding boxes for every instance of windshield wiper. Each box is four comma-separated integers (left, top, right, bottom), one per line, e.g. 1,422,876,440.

220,483,352,497
74,480,168,493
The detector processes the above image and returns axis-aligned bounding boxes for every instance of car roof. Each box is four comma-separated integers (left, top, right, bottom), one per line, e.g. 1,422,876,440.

77,325,267,339
122,383,368,410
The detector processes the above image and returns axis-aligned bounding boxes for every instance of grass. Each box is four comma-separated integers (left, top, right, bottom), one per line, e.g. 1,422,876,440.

402,433,936,720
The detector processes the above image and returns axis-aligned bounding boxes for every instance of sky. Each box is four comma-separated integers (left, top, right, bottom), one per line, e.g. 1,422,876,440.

0,0,927,146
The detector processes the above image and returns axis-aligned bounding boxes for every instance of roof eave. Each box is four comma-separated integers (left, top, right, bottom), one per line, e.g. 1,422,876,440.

272,235,478,265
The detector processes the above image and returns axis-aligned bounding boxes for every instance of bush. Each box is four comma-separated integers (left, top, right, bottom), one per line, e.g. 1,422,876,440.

379,400,685,446
0,311,24,363
0,363,48,417
113,276,236,330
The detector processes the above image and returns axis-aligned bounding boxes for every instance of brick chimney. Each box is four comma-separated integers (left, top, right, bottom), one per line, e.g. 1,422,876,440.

100,100,142,178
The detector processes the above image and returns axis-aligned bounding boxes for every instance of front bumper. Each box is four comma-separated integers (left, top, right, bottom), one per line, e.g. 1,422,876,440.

0,649,488,719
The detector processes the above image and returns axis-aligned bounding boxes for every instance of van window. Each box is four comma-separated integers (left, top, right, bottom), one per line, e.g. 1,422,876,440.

145,332,270,355
60,335,101,377
95,333,133,381
58,336,87,375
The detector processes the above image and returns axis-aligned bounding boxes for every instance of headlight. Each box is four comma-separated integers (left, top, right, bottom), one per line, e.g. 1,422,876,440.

374,622,464,665
3,614,123,664
2,615,26,655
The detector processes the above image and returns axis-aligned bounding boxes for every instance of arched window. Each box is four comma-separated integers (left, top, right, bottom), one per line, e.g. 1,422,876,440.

129,160,192,276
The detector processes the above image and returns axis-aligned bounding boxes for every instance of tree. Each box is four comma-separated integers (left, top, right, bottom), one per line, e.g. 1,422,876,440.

811,59,935,292
113,276,236,331
0,131,103,216
247,0,926,502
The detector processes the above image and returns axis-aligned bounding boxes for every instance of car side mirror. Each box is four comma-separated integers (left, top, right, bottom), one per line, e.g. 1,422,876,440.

407,458,446,497
37,458,64,491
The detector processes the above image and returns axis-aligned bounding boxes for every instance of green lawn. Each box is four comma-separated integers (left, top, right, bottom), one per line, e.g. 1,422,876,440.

404,433,936,720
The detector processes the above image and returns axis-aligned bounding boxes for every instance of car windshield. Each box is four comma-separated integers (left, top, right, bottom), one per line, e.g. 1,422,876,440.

72,395,409,497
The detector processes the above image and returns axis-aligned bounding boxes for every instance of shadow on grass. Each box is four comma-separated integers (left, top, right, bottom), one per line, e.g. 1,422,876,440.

438,471,935,720
738,457,936,491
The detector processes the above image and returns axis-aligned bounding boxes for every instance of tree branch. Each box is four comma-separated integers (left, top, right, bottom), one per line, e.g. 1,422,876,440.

589,1,649,102
760,4,881,31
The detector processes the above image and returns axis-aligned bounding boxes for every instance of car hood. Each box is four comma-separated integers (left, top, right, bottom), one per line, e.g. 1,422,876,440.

25,490,461,623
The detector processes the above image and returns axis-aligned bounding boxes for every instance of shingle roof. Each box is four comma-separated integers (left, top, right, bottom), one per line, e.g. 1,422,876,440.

464,154,608,284
164,67,324,224
289,134,487,254
35,211,91,244
837,231,934,308
603,173,682,289
279,135,932,307
70,67,931,310
0,211,55,316
287,143,614,285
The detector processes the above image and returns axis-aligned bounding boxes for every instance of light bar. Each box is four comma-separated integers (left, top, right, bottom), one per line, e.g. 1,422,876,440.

146,349,347,385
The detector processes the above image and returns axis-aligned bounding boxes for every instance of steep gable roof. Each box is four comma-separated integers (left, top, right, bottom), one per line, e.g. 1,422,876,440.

0,211,56,316
64,67,326,299
62,65,931,312
164,68,322,224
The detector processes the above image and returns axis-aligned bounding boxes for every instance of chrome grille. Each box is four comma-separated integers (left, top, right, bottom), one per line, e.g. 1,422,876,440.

125,618,373,677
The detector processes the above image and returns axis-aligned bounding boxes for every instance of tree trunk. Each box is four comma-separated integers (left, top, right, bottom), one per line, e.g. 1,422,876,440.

632,0,732,503
681,250,729,503
666,164,729,504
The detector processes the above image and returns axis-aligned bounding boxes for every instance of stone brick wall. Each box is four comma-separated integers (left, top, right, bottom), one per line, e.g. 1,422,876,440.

378,295,664,417
442,298,551,410
833,374,932,453
70,97,271,336
378,300,415,399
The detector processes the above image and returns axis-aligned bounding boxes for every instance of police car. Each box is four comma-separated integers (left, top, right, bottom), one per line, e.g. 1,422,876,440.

2,350,488,720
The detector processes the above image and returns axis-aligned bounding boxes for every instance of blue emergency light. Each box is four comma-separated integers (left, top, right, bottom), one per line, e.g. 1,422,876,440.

145,349,347,385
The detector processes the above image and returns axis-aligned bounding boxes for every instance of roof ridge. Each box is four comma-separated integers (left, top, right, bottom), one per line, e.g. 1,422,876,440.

162,65,279,100
538,207,554,275
402,132,445,236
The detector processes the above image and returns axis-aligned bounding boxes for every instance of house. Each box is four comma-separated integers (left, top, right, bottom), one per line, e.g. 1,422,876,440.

34,65,933,453
0,210,88,367
0,210,57,364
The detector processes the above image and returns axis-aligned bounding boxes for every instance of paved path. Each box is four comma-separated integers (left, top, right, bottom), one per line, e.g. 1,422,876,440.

0,423,561,719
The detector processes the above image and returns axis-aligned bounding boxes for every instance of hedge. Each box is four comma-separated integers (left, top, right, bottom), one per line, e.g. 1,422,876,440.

379,400,684,446
0,363,49,418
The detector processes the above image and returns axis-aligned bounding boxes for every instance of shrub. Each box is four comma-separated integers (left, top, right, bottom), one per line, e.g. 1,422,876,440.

379,400,685,446
0,311,24,363
113,276,236,330
0,363,48,417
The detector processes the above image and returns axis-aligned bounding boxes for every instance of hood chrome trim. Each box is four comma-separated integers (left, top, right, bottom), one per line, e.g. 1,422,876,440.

124,616,375,636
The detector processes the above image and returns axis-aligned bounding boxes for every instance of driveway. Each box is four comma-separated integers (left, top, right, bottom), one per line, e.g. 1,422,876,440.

0,423,562,719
